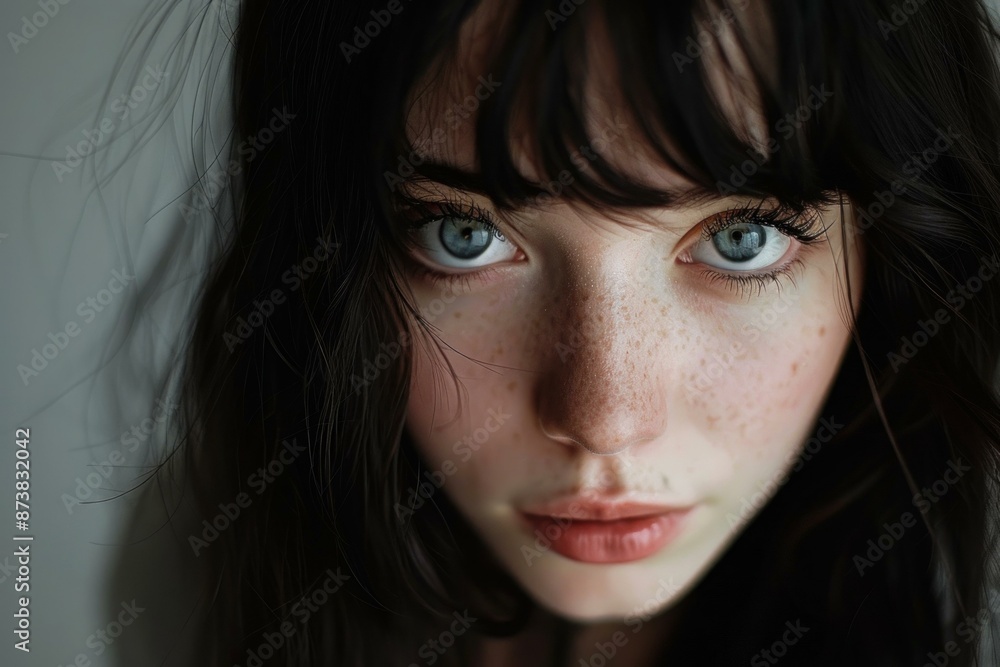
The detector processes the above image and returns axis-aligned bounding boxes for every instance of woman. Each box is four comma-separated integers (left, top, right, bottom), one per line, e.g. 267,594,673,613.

172,0,1000,664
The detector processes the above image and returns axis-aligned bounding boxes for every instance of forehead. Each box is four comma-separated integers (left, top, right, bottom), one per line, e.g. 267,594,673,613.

402,0,775,197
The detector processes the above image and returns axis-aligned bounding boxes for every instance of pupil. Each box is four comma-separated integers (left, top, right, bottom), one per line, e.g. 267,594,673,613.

441,217,492,259
712,223,765,262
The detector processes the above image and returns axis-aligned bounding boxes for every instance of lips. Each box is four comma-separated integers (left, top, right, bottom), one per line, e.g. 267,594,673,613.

517,497,693,564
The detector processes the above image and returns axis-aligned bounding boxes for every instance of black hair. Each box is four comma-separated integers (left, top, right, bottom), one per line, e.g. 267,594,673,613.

172,0,1000,664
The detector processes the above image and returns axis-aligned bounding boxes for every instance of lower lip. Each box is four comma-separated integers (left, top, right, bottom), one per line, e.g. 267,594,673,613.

519,510,690,564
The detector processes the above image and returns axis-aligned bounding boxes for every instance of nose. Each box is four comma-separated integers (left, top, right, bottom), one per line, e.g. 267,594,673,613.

535,268,669,456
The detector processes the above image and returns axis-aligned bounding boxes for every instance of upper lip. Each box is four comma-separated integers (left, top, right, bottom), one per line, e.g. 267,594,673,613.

518,495,693,521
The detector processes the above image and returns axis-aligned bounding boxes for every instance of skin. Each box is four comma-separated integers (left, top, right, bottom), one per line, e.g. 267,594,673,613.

397,1,865,664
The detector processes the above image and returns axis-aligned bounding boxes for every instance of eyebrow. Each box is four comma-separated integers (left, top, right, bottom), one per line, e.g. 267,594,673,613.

392,162,730,214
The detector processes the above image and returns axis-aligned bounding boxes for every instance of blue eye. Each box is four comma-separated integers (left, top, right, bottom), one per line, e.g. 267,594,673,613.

692,222,791,271
712,222,778,263
689,206,809,273
408,205,519,271
439,216,494,260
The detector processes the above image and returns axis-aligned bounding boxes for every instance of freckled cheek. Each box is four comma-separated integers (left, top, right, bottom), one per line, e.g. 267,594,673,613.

689,306,849,466
415,294,546,373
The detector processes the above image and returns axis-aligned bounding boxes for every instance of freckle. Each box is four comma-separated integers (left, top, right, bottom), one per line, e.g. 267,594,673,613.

791,362,798,375
454,312,462,319
660,307,667,316
507,381,517,392
818,326,826,337
512,432,521,442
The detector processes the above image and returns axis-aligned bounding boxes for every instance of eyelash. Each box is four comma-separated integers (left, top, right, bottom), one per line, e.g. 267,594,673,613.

399,198,826,297
399,200,511,290
695,200,824,298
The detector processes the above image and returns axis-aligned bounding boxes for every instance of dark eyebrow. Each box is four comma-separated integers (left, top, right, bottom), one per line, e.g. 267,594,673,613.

391,161,730,213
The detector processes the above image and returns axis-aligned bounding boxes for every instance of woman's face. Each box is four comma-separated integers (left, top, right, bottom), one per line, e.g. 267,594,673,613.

399,5,864,623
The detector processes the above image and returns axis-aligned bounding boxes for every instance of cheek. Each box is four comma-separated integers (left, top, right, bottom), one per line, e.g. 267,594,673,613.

404,304,546,508
681,282,855,481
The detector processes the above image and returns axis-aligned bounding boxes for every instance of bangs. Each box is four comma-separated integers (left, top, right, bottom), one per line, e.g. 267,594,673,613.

370,0,845,222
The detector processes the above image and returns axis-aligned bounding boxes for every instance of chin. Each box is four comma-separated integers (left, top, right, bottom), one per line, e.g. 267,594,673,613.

494,545,691,623
524,569,689,623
